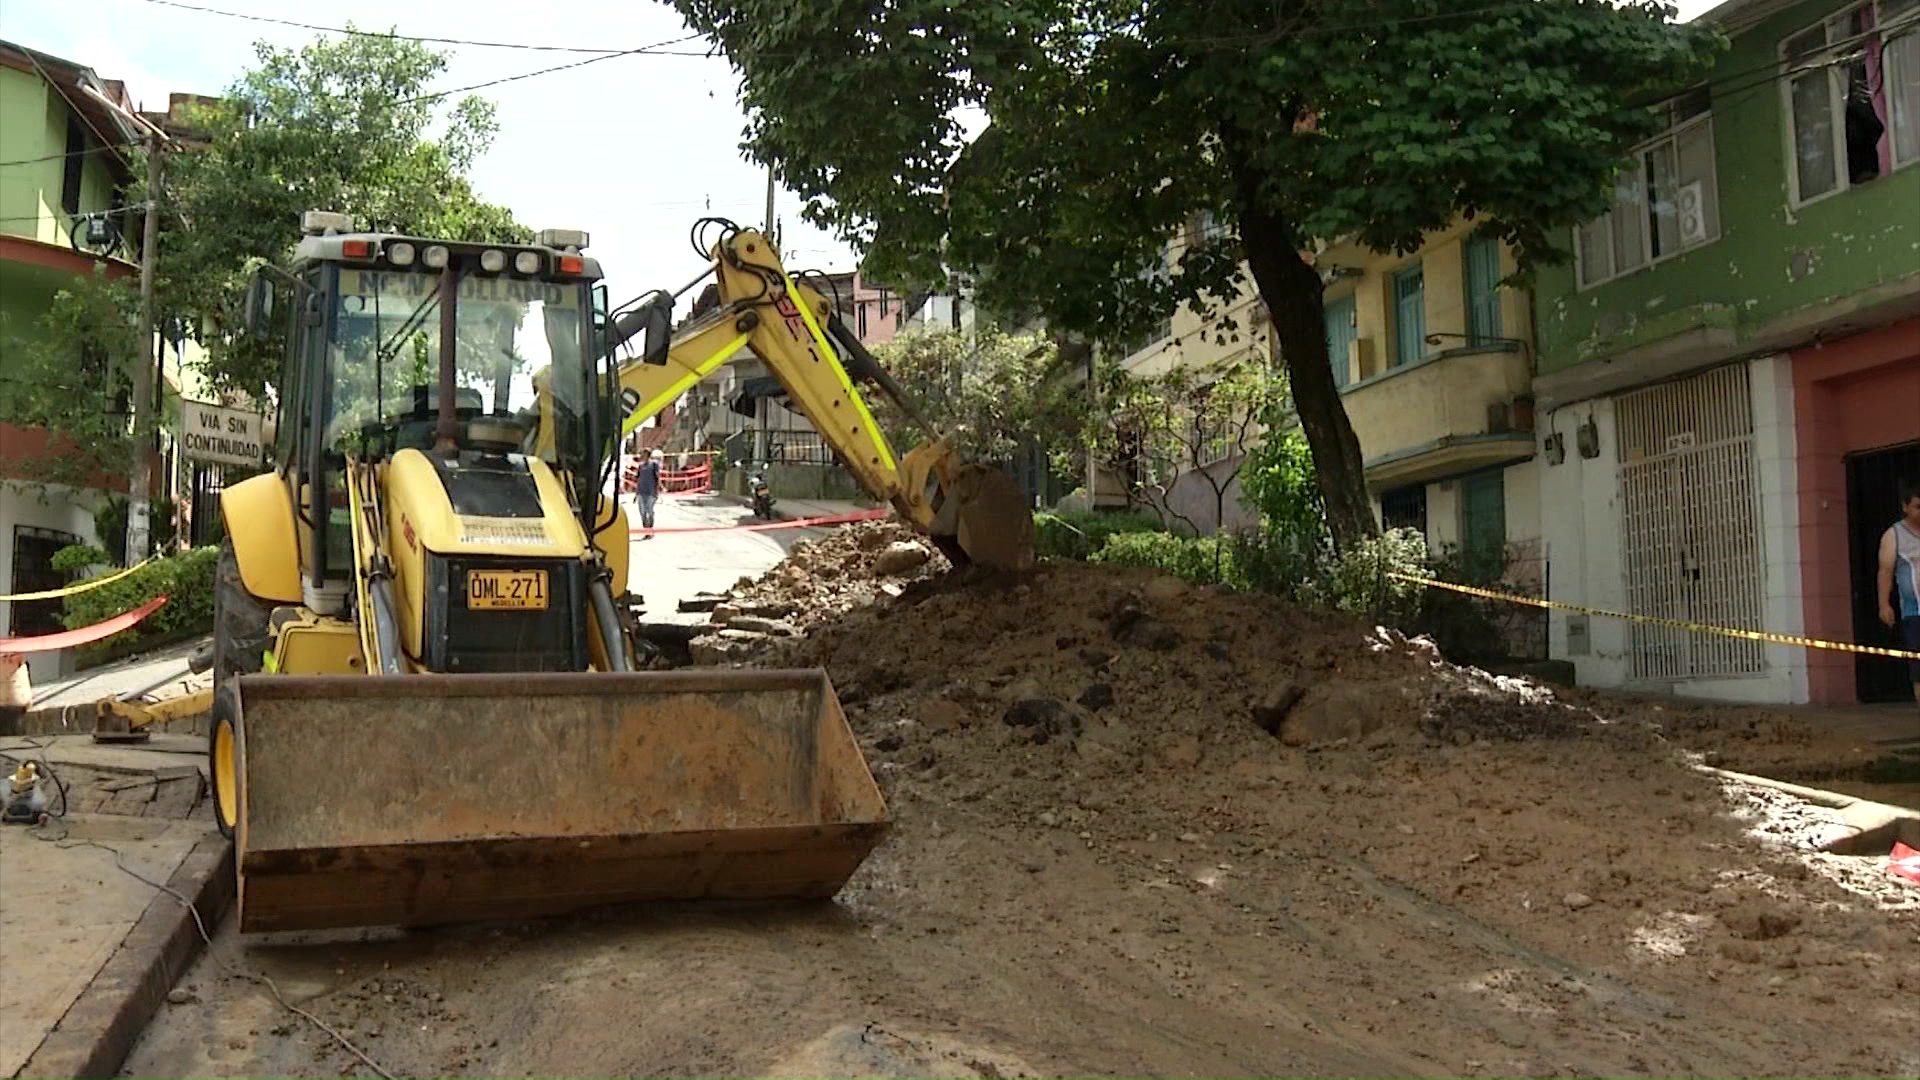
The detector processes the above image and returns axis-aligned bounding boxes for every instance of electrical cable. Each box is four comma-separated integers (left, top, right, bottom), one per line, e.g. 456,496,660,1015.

132,0,642,54
393,32,708,106
43,835,398,1079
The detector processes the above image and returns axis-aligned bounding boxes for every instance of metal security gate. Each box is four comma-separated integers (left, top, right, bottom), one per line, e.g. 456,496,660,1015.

1615,364,1766,680
189,464,226,547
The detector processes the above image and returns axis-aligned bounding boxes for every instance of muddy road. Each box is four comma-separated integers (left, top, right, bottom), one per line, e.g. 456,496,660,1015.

125,541,1920,1078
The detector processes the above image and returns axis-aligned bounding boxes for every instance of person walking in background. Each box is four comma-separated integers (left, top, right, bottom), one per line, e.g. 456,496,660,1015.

634,447,662,536
1876,480,1920,712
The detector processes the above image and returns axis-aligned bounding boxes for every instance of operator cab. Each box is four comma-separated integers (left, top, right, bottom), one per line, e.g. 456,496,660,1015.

242,211,664,612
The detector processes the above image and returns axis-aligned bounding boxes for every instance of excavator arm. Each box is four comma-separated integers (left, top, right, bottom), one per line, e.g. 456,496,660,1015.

606,223,1035,571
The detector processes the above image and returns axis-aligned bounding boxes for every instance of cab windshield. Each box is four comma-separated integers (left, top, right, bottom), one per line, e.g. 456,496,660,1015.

324,266,593,467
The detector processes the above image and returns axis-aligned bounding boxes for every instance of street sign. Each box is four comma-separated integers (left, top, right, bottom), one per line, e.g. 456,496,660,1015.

180,400,265,467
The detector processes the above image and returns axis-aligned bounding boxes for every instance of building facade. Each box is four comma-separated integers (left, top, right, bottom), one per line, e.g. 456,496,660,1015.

0,41,209,677
0,40,147,668
1315,220,1543,595
1531,0,1920,704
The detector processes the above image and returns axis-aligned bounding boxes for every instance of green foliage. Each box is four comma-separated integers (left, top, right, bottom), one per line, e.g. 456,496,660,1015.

869,325,1081,471
50,545,111,576
92,494,178,564
1033,508,1164,560
1240,425,1327,549
149,31,528,399
61,545,219,656
1090,531,1242,588
676,0,1722,334
671,0,1723,547
1297,527,1431,623
0,270,140,485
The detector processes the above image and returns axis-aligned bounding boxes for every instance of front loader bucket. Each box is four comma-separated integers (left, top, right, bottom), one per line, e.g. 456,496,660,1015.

224,670,889,933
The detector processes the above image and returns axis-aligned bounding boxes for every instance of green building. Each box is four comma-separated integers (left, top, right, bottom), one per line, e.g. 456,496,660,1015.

0,39,210,678
1530,0,1920,705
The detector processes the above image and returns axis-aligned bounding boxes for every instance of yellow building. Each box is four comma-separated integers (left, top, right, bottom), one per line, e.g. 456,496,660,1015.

1316,219,1540,582
1108,216,1542,592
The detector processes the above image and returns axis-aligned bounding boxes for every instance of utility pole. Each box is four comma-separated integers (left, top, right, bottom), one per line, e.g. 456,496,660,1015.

763,163,776,240
126,138,164,563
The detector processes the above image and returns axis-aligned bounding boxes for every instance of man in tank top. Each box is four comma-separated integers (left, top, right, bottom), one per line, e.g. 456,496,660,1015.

1876,481,1920,711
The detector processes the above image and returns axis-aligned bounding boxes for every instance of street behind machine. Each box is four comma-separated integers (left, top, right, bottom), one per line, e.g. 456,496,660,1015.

208,212,1032,933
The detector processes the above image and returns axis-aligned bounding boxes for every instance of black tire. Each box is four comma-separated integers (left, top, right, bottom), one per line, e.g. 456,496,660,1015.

211,538,271,685
208,686,240,839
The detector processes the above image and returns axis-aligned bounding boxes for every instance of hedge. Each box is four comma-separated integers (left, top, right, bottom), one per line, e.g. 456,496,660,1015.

1088,531,1242,587
1033,509,1165,561
60,545,219,660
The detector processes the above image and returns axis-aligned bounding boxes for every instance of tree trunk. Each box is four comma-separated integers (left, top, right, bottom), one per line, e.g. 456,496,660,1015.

1228,193,1379,550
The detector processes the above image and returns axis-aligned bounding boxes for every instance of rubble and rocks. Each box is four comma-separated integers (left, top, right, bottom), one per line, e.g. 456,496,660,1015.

685,521,947,662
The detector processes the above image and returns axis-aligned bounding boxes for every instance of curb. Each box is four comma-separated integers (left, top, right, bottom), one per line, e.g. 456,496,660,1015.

15,834,235,1080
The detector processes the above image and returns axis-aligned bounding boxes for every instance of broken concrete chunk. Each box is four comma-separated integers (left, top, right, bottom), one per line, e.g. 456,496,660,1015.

727,615,798,637
874,542,933,576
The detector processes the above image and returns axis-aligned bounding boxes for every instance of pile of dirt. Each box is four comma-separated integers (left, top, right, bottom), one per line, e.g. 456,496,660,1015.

132,548,1920,1080
719,555,1920,1074
686,521,949,663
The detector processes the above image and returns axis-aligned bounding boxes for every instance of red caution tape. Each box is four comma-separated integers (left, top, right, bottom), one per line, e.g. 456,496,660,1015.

0,595,169,654
1891,842,1920,887
631,509,888,536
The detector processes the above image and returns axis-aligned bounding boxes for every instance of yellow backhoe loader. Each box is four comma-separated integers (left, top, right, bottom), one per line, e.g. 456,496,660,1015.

207,212,1033,933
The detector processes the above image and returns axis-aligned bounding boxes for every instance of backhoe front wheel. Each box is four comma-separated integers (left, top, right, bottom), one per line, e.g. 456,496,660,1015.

209,538,268,841
208,686,241,839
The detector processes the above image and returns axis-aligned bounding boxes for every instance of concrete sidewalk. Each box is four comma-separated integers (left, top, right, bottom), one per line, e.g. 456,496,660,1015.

0,735,228,1080
6,639,211,740
701,490,883,524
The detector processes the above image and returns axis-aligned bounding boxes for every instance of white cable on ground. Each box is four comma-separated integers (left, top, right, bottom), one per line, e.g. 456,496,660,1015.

37,832,398,1080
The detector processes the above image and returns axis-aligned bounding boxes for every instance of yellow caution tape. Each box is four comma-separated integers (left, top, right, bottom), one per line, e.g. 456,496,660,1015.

0,559,153,603
1388,572,1920,661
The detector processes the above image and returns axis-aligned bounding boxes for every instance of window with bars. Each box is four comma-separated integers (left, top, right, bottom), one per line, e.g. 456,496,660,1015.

1464,232,1504,346
1783,0,1920,205
1392,263,1426,368
1380,485,1428,533
1576,87,1720,288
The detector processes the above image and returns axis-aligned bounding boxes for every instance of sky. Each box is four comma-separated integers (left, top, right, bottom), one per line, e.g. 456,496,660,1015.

0,0,865,311
0,0,1727,310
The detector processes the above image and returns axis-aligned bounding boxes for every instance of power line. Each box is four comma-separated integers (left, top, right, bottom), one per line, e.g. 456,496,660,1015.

0,142,139,169
395,32,708,105
130,0,640,54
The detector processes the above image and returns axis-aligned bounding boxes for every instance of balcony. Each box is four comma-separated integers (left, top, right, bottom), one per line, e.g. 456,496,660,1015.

1340,341,1536,491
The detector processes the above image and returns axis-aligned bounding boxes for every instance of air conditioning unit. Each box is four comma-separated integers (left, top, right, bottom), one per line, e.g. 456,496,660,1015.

1350,337,1376,381
1676,181,1707,245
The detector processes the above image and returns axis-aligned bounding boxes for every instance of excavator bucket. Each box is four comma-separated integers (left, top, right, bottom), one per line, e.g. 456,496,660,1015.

223,670,889,933
932,463,1037,573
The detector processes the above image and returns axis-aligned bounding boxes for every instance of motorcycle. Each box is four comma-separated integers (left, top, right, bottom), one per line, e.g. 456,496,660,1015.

749,472,776,520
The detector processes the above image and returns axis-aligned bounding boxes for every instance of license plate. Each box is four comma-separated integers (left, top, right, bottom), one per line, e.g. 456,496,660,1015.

466,569,548,611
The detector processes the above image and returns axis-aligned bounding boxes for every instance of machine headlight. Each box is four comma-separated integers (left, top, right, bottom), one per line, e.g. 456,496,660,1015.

479,249,506,273
513,250,541,275
422,245,450,269
387,241,416,267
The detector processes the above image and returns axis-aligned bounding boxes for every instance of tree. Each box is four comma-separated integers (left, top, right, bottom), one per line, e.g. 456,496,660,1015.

669,0,1723,548
144,31,528,399
0,270,140,487
1087,359,1282,536
868,324,1084,479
